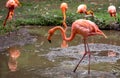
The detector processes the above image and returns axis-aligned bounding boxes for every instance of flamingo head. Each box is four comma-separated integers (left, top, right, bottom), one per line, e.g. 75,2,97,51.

47,29,54,43
86,10,94,16
60,2,68,13
110,12,116,17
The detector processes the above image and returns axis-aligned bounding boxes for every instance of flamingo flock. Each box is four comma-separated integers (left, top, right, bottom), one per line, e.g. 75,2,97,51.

47,3,115,74
2,0,118,75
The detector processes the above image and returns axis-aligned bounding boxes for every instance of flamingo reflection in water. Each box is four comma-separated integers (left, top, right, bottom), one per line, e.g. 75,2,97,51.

47,19,107,74
3,0,21,26
108,50,116,57
8,47,20,72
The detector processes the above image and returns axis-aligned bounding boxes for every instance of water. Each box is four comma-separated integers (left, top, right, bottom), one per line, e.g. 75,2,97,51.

0,26,120,78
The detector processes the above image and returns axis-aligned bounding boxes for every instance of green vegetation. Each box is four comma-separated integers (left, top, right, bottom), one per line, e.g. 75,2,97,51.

0,0,120,34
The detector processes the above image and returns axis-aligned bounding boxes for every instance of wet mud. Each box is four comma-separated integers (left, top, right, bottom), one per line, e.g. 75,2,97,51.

46,44,120,63
0,28,36,52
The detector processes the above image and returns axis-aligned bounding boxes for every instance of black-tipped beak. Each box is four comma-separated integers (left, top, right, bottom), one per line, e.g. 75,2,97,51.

48,40,51,43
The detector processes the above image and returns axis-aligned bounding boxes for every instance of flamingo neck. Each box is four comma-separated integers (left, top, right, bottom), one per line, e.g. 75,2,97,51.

85,11,94,16
52,26,75,41
61,9,66,21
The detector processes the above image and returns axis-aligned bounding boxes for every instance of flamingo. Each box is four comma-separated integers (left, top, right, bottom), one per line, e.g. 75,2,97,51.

59,2,68,48
107,5,117,21
77,4,94,17
60,2,68,30
3,0,20,26
47,19,107,74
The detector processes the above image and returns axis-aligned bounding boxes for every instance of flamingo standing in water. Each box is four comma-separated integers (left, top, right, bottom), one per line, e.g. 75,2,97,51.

108,5,117,21
3,0,20,26
47,19,107,74
60,2,68,31
77,4,94,17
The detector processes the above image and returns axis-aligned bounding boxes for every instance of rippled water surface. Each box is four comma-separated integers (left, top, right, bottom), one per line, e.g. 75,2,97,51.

0,26,120,78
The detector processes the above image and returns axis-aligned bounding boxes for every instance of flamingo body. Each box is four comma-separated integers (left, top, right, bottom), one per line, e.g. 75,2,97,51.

77,4,94,16
6,0,19,8
108,5,116,17
77,4,87,14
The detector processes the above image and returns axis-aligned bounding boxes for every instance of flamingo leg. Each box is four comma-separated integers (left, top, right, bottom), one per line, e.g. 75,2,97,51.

73,39,87,72
62,11,67,31
114,17,117,23
3,10,10,26
86,42,91,74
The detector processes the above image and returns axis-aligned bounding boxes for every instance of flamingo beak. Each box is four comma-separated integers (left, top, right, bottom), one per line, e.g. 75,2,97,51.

48,40,51,43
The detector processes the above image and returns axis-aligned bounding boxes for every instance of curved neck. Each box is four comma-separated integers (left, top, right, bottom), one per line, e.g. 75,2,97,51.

85,10,94,16
52,26,75,41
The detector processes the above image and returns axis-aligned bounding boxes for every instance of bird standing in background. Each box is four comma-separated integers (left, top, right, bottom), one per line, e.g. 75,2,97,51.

108,5,117,22
60,2,68,31
3,0,20,26
47,19,107,74
77,4,94,17
59,2,68,48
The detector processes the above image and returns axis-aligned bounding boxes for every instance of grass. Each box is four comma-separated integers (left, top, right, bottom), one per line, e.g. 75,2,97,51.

0,0,120,34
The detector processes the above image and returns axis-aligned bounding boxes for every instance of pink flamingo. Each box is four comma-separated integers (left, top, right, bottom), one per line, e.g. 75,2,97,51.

108,5,116,22
77,4,94,17
3,0,20,26
108,5,116,17
60,2,68,30
59,2,68,48
47,19,107,74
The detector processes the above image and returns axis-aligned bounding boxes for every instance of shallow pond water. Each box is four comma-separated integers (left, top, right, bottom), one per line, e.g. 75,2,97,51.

0,26,120,78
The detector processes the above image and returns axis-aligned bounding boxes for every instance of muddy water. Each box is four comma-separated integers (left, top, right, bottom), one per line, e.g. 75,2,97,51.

0,26,120,78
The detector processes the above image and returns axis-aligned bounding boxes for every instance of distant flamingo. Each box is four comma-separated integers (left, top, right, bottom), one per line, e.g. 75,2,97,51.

47,19,107,74
60,2,68,48
60,2,68,30
77,4,94,17
3,0,20,26
108,5,116,17
108,5,116,21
